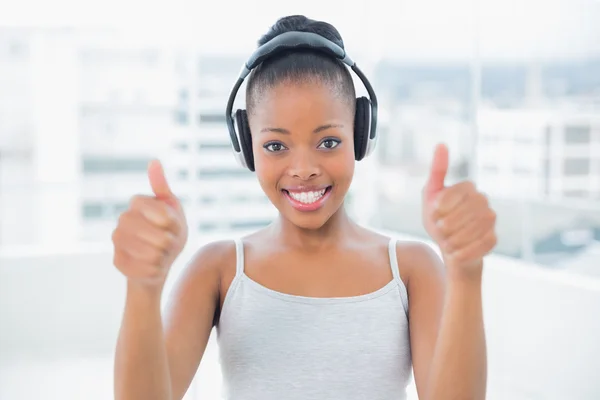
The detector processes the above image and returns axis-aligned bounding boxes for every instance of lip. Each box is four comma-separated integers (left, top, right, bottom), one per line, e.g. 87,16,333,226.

282,185,333,212
282,184,331,193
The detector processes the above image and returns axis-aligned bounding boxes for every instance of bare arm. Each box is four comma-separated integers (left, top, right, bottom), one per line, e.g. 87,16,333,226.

115,282,172,400
163,241,233,399
426,264,486,400
402,243,486,400
410,143,496,399
114,241,231,400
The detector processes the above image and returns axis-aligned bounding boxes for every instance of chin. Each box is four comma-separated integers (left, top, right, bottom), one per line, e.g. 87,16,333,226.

284,212,333,231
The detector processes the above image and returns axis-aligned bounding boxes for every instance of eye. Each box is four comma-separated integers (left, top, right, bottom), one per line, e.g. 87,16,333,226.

318,138,341,150
263,142,287,152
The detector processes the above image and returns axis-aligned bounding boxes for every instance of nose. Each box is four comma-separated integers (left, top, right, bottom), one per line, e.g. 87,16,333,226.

287,149,321,180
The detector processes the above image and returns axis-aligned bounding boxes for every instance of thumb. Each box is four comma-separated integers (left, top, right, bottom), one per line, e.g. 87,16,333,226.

423,143,449,199
148,159,175,201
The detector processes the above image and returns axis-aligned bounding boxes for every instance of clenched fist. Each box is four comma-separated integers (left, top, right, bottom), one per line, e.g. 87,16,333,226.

422,144,497,275
112,160,188,287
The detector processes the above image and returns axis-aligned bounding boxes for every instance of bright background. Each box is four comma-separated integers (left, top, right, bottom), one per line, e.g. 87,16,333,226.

1,0,599,399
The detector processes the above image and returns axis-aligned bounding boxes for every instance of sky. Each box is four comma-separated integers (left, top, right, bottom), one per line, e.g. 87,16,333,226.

0,0,599,60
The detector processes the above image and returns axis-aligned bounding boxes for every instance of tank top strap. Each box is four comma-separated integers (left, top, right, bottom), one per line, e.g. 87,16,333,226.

234,238,245,276
387,238,402,282
388,237,409,316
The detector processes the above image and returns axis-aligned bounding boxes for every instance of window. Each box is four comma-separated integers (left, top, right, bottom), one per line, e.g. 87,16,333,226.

82,157,150,174
198,142,231,151
197,168,252,179
198,222,218,231
198,114,226,124
564,125,591,144
82,203,105,219
564,158,590,175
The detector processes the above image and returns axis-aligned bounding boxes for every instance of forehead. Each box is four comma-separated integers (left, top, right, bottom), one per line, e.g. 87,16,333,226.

249,81,353,128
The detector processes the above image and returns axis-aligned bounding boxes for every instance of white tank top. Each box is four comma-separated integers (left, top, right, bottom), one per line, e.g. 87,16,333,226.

216,238,412,400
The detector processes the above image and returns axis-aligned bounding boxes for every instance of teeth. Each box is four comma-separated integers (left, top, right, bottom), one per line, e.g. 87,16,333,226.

288,189,326,204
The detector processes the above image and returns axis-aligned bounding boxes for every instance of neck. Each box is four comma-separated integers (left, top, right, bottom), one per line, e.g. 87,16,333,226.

270,205,358,252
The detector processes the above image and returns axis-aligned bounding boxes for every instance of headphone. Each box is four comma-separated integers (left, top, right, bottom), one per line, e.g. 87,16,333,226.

225,31,378,172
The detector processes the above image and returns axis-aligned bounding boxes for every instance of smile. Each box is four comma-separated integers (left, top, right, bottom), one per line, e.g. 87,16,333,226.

282,186,333,212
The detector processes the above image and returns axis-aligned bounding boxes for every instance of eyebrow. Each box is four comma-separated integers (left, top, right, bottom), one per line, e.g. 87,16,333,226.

260,124,344,135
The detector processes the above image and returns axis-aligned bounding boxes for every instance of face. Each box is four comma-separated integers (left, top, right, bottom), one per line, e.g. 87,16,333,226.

249,80,355,231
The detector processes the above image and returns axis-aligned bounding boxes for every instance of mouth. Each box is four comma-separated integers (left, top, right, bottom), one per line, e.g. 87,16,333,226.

281,186,333,212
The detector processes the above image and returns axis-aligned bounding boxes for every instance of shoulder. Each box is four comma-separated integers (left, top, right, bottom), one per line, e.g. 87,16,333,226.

163,240,239,331
355,226,444,280
190,239,237,264
185,239,237,277
173,239,238,295
394,239,446,290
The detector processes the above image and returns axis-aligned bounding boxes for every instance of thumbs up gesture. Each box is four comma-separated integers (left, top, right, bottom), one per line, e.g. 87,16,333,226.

422,144,497,275
112,160,188,288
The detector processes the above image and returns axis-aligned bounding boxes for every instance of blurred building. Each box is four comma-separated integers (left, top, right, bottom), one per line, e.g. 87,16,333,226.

0,29,35,246
476,106,600,201
168,94,277,233
372,57,600,270
2,27,599,254
78,35,177,240
0,29,83,247
0,29,280,246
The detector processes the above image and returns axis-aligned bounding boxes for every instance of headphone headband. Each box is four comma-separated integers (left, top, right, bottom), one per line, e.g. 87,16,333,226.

239,31,354,79
225,31,378,156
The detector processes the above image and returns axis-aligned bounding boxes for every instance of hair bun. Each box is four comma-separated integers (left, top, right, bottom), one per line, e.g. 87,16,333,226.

258,15,345,50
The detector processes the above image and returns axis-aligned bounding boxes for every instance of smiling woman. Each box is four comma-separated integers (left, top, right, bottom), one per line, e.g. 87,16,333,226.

2,1,599,400
228,16,370,231
109,11,499,400
249,80,356,229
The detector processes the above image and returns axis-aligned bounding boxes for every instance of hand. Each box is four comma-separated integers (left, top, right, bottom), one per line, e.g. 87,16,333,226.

112,160,188,288
422,144,497,276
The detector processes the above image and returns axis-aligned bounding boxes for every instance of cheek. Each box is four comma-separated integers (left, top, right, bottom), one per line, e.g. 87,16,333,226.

327,149,355,183
254,153,280,191
341,142,357,173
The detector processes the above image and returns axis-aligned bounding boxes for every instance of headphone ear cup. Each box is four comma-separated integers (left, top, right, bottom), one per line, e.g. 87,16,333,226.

353,97,370,161
235,110,255,171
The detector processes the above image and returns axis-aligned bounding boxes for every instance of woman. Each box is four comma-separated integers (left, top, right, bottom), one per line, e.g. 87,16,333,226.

112,15,497,400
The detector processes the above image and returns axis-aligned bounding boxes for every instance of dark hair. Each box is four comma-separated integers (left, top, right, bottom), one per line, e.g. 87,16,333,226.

246,15,356,116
